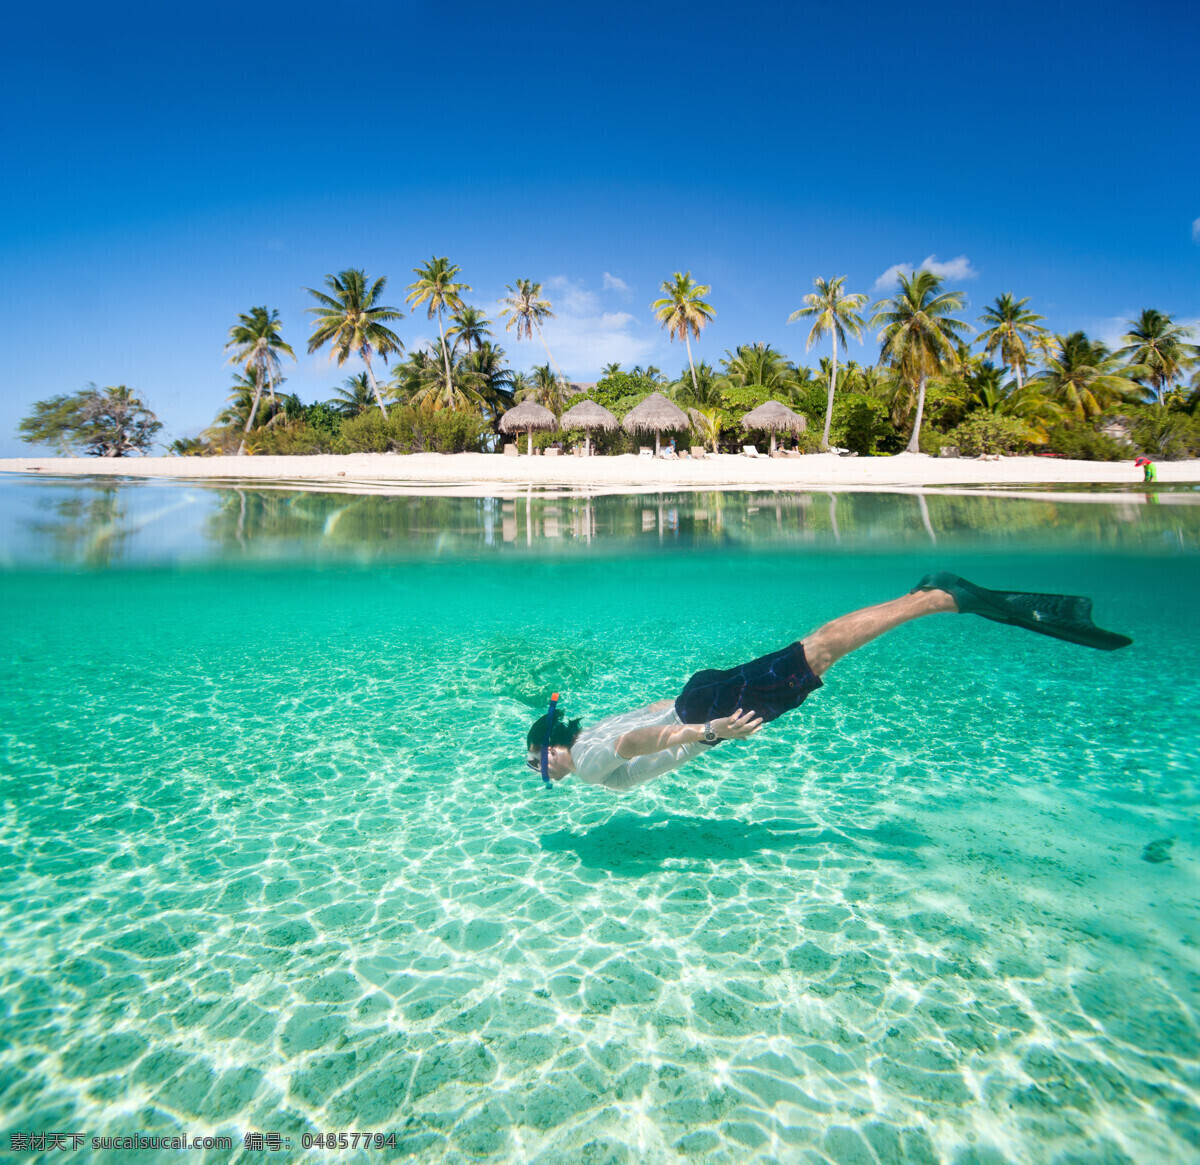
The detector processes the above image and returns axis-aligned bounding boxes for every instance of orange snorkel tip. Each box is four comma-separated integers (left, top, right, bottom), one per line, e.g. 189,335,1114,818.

540,693,561,787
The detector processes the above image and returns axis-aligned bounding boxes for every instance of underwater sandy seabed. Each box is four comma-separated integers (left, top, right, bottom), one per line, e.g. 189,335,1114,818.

0,481,1197,1163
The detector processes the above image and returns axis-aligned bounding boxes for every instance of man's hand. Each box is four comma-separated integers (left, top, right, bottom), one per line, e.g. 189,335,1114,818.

711,709,763,739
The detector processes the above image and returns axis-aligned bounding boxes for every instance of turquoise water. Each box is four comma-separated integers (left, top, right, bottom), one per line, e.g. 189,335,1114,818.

1,478,1198,1163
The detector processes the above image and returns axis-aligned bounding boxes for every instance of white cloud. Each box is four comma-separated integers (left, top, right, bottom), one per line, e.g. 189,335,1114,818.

602,272,629,293
921,254,978,281
507,276,657,375
872,253,979,291
872,263,912,291
545,275,600,317
1192,217,1200,243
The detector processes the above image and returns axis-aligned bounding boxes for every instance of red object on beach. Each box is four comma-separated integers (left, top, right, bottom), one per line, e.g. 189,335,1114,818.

1134,457,1151,467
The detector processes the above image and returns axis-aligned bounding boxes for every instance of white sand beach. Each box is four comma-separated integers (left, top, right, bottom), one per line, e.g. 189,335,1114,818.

2,452,1197,491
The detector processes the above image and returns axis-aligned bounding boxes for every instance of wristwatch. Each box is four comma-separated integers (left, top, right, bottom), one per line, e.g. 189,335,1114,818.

703,721,720,744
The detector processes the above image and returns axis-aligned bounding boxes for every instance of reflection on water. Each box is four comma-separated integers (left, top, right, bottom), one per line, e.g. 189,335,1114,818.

1,475,1197,567
0,470,1195,566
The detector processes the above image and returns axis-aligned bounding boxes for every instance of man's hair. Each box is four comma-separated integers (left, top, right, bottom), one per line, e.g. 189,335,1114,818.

526,712,583,750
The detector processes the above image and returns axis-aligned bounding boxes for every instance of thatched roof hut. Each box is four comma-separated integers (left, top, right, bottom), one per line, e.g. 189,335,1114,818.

621,392,689,456
499,400,557,455
741,400,807,453
560,400,618,456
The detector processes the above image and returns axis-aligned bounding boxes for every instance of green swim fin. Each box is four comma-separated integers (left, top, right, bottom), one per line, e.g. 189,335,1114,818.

912,571,1133,651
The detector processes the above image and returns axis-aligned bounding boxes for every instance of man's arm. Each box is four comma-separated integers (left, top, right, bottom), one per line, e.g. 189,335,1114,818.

615,710,762,759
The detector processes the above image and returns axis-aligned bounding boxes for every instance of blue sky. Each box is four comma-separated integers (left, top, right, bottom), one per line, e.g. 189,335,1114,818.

2,0,1197,454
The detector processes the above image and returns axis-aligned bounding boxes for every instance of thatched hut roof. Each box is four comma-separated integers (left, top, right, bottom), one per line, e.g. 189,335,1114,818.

741,400,807,432
498,400,557,433
621,392,689,434
560,400,618,431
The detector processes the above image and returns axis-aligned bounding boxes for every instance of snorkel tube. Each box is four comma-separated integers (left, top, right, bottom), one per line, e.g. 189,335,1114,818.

540,692,560,788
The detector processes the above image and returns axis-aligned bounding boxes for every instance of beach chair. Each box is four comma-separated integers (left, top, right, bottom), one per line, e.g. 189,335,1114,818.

690,446,706,460
544,447,560,457
503,444,519,456
742,445,760,457
638,447,654,458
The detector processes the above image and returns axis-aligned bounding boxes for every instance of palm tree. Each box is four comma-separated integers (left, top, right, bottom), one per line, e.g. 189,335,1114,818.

1116,309,1199,404
406,257,471,405
407,339,488,412
652,272,716,399
976,293,1047,391
672,360,722,407
689,406,724,454
720,343,797,396
327,372,375,417
788,276,868,449
387,349,435,406
447,306,493,359
869,270,970,453
305,269,403,418
216,367,283,432
499,279,568,389
224,306,296,455
965,363,1007,413
851,364,895,400
515,363,569,418
601,362,623,377
463,340,516,428
1030,332,1141,420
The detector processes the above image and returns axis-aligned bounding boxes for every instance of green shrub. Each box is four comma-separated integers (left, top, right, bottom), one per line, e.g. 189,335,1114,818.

829,394,892,455
337,407,490,454
918,427,945,456
922,380,967,432
1043,424,1126,461
255,422,337,454
586,373,658,415
719,384,772,413
337,410,394,452
406,408,491,452
944,414,1034,456
303,402,344,442
792,383,829,426
1129,405,1200,460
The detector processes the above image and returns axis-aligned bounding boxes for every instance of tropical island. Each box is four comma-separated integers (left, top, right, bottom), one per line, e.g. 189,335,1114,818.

10,259,1200,484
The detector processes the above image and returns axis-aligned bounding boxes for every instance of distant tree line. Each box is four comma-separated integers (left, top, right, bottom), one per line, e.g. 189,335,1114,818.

18,259,1200,459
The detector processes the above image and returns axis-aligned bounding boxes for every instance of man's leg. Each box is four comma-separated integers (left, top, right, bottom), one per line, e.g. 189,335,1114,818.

801,588,956,678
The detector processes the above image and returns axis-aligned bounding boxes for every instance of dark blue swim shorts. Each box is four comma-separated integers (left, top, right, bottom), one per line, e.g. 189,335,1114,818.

674,641,823,731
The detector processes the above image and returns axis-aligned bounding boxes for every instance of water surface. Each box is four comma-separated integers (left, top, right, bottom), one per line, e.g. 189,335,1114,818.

1,477,1197,1163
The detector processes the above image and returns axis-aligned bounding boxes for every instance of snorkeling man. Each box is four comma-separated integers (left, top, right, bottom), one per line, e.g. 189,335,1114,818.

525,572,1131,792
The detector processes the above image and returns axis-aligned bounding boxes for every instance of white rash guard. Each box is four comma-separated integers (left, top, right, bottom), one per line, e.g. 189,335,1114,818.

569,701,708,791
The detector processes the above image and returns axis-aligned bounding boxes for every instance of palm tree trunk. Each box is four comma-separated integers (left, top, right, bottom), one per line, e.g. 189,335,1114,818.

263,353,277,407
238,385,265,456
534,321,569,392
527,428,533,456
362,354,389,418
822,335,838,449
906,376,928,453
1014,361,1024,393
438,308,455,403
685,333,699,399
